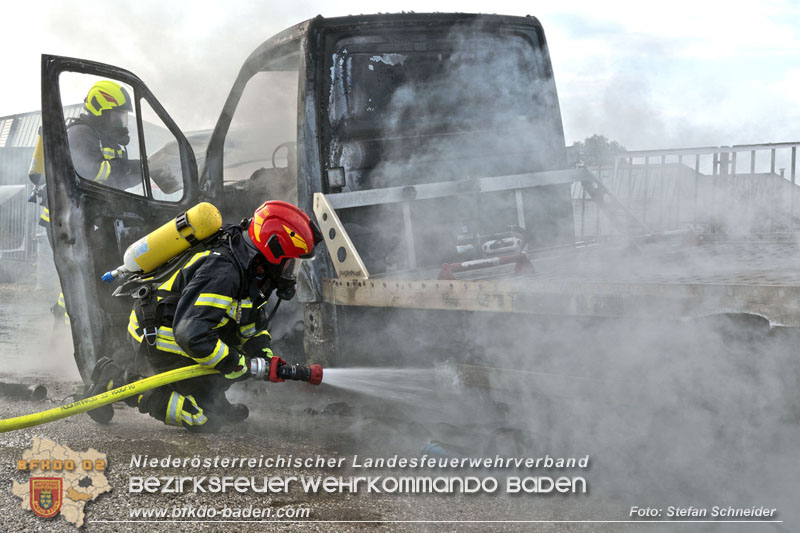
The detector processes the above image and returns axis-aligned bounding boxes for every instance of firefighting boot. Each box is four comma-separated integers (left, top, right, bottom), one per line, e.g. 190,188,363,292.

216,394,249,423
83,357,125,424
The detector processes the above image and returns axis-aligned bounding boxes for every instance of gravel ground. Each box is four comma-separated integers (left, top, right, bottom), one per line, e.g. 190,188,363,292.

0,385,629,533
0,287,618,532
0,287,796,532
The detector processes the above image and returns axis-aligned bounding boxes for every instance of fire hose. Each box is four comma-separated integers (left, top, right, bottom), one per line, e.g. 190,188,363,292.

0,358,322,433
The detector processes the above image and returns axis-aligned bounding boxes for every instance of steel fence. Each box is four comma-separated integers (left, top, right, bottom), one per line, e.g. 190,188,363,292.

572,142,800,241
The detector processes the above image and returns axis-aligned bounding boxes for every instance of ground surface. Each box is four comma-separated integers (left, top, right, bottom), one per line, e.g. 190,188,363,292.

0,286,796,532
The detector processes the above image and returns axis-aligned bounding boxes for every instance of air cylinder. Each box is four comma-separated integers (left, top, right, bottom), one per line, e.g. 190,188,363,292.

102,202,222,282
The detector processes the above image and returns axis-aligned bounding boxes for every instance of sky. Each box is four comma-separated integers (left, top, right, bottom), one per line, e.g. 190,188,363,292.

0,0,798,150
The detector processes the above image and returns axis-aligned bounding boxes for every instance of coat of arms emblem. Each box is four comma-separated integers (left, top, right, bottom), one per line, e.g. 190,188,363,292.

30,478,62,518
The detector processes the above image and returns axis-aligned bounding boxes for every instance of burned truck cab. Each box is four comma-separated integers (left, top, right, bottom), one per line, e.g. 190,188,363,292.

193,13,574,366
314,14,573,271
298,15,573,364
206,13,571,260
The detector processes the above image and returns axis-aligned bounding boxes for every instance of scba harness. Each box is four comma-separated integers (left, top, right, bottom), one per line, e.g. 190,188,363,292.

120,229,246,358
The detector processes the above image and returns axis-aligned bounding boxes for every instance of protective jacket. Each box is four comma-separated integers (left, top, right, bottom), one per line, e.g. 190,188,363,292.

39,115,140,227
66,115,141,188
127,225,273,374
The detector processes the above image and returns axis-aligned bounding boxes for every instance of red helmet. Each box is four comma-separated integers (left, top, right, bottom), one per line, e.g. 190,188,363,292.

248,201,322,264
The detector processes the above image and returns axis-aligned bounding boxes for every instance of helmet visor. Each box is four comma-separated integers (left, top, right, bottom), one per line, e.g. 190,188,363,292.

108,109,129,128
280,258,302,281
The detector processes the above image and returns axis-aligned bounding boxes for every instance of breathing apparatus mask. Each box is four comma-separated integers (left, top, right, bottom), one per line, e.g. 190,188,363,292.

255,255,306,301
247,231,314,302
106,109,130,145
252,260,289,301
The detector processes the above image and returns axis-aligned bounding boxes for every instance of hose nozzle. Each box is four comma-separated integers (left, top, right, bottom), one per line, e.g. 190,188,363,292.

248,357,323,385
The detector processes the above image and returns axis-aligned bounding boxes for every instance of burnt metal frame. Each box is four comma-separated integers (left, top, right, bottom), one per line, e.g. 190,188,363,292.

322,276,800,327
320,166,650,273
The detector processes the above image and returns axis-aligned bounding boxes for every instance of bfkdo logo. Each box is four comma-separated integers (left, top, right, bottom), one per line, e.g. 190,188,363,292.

12,437,111,527
30,477,62,518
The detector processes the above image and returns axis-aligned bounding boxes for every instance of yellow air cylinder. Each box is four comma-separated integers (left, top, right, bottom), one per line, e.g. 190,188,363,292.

103,202,222,282
28,130,45,185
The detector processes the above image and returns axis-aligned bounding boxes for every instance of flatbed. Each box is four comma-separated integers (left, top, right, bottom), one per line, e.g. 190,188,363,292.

324,237,800,326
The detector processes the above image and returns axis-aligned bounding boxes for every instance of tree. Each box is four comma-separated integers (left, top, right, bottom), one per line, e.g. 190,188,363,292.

571,134,626,168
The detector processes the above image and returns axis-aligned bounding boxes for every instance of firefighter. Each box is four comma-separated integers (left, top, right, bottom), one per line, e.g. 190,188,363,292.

67,80,141,188
89,201,322,431
34,80,179,324
34,81,141,323
37,80,141,224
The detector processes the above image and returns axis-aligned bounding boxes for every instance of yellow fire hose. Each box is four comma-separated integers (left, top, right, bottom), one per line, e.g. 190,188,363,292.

0,364,217,433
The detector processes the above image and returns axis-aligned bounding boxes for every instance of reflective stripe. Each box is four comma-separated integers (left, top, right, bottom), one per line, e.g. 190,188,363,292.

187,413,208,425
175,395,186,426
166,393,208,427
159,251,210,291
128,312,228,364
127,310,143,342
40,207,50,222
102,147,116,160
94,160,111,182
151,327,190,357
57,292,65,308
193,339,228,367
160,269,182,292
127,314,191,357
181,395,207,426
185,250,211,267
213,317,230,329
195,293,233,309
239,323,257,337
227,299,253,320
155,337,188,356
165,392,181,426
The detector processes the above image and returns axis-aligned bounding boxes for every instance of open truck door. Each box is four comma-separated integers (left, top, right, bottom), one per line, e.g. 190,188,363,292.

40,55,204,381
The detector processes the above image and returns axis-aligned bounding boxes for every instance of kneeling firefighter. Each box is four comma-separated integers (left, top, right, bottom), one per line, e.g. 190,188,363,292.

88,200,322,431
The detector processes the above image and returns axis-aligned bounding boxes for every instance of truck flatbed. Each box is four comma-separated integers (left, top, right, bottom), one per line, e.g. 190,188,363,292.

324,237,800,326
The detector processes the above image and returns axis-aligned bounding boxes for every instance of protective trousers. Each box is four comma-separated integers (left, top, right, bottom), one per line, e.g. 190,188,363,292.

137,371,232,432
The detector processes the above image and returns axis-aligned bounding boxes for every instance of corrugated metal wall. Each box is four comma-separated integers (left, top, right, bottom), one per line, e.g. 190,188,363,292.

0,104,172,282
0,104,83,149
0,107,83,280
0,184,37,262
0,146,34,185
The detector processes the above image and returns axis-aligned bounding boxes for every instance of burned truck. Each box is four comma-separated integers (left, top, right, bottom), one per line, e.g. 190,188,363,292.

40,13,800,381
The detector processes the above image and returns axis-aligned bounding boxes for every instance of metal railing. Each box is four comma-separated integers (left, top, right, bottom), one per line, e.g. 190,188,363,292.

572,142,800,241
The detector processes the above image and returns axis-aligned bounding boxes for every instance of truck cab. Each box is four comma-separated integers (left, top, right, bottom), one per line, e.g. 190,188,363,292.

41,13,573,378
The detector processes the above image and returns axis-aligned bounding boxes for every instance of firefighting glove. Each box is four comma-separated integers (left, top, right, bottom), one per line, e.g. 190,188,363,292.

149,165,181,194
220,352,249,380
242,332,272,358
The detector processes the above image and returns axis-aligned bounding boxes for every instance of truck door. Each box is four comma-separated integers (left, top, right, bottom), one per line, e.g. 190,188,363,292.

40,55,202,381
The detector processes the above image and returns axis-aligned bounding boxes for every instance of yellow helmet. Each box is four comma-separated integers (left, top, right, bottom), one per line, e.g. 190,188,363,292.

84,80,132,117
